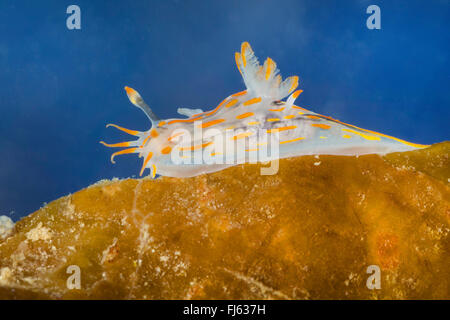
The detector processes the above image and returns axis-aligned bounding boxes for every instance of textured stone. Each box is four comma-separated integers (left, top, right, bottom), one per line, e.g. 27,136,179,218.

0,142,449,299
0,216,14,240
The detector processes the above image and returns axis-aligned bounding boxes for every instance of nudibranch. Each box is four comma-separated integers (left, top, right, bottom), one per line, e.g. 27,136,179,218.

101,42,429,178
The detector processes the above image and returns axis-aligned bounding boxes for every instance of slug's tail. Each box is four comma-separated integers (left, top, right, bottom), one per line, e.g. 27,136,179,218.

235,42,299,100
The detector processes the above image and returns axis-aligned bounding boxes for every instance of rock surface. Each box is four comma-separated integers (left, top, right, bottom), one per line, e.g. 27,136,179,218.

0,216,14,240
0,142,449,299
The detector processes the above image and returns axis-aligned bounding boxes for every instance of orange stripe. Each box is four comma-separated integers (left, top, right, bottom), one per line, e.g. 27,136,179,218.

161,146,172,154
225,99,238,108
235,52,242,75
267,118,280,122
236,112,254,119
342,128,380,141
247,121,260,125
151,164,157,178
306,115,321,120
269,107,285,112
139,152,153,176
292,105,308,111
311,123,331,130
267,125,297,133
280,137,305,144
158,121,166,127
211,152,222,156
243,97,262,106
311,114,429,148
199,119,225,128
284,115,295,120
241,42,249,67
202,96,230,117
265,58,274,80
106,124,140,136
232,132,253,140
289,76,299,93
232,90,247,97
168,131,185,142
179,141,213,151
167,115,203,125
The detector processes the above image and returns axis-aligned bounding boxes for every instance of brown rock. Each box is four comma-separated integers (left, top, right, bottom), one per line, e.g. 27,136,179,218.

0,142,449,299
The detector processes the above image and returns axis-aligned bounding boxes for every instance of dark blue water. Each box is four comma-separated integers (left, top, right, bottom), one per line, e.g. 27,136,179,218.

0,0,448,220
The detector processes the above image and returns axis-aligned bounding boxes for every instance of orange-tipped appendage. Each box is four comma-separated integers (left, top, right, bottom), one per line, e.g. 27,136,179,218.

292,89,303,99
241,42,251,67
124,86,137,97
235,52,242,75
110,147,137,164
289,76,299,93
100,141,131,148
106,123,140,136
139,152,153,176
265,57,275,80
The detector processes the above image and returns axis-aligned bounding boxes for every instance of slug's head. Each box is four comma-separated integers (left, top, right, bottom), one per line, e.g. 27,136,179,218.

100,86,162,178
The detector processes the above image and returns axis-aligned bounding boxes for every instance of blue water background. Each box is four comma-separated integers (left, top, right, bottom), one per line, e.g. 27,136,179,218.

0,0,448,220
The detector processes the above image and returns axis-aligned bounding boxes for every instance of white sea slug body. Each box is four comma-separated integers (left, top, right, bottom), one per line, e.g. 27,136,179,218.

101,42,429,178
